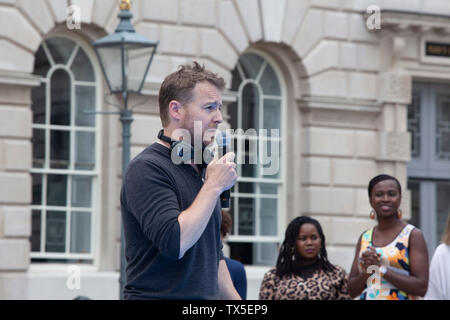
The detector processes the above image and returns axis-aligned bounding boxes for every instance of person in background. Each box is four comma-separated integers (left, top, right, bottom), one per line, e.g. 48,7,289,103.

220,210,247,299
259,216,351,300
348,174,429,300
425,213,450,300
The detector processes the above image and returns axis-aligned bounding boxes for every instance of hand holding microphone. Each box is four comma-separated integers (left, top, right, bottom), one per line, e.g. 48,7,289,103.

204,131,236,208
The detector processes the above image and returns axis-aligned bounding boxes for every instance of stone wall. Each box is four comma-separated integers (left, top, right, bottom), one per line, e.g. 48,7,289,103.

1,0,450,299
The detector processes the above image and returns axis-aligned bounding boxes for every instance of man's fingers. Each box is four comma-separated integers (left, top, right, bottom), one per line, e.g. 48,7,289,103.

224,152,235,163
217,152,235,164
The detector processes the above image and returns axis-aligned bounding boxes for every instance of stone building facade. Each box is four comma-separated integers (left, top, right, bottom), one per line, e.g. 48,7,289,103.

0,0,449,299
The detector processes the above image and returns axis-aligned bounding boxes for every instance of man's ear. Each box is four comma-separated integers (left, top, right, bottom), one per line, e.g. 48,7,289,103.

168,100,182,121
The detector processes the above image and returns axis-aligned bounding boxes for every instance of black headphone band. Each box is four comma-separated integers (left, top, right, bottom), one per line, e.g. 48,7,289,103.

157,129,175,145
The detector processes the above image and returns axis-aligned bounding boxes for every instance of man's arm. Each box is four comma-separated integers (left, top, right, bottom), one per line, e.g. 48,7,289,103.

218,259,241,300
177,152,236,259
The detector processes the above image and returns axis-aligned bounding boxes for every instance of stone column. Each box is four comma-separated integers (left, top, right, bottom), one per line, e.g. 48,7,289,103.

0,72,39,298
377,72,412,219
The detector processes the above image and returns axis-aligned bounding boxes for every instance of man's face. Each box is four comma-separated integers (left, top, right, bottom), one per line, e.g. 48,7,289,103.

179,81,223,146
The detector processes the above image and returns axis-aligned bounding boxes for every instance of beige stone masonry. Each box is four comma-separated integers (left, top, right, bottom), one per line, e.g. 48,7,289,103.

0,173,31,204
302,186,355,216
377,131,411,162
159,25,199,56
0,106,32,139
302,127,355,157
0,6,41,53
0,206,30,238
0,40,34,73
332,159,378,187
141,0,179,24
3,140,31,172
181,0,216,27
200,28,238,69
292,8,323,59
17,0,54,35
91,0,122,28
234,0,262,43
0,239,29,270
378,72,412,104
302,157,331,185
218,0,248,53
281,0,309,45
260,0,286,43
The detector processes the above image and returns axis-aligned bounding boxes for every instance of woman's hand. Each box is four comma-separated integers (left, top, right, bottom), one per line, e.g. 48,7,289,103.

359,246,381,272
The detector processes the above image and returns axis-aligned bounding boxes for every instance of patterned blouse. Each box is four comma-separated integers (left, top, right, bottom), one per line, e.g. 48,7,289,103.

259,264,352,300
359,223,418,300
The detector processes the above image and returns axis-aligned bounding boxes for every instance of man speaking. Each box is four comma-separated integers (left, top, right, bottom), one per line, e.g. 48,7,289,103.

120,62,241,299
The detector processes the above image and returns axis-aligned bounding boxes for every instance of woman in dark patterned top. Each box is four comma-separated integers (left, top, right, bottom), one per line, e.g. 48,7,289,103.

259,216,351,300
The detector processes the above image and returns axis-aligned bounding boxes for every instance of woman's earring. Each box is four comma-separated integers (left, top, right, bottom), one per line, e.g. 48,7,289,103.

370,209,376,220
291,247,295,261
397,209,402,219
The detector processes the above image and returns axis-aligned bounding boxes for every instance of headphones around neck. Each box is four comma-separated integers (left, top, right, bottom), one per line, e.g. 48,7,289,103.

157,129,195,164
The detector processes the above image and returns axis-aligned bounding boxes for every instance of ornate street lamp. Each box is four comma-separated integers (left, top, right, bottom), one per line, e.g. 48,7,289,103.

92,0,158,299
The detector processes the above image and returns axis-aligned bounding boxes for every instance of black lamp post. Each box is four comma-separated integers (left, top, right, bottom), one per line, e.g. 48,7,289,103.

92,0,158,299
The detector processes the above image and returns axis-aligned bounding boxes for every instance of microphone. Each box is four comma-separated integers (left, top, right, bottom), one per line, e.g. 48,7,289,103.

215,131,232,209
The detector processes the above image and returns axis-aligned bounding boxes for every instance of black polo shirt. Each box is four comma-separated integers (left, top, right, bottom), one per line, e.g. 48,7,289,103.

120,143,223,299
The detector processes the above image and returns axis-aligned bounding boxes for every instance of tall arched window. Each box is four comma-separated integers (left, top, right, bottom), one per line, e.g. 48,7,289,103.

226,52,285,266
30,36,98,262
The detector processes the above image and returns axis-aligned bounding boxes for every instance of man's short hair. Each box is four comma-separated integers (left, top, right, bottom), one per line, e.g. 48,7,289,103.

158,61,226,127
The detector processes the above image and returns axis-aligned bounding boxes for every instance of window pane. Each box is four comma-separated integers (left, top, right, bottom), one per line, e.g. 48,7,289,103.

71,48,94,81
75,131,95,170
96,47,122,92
71,176,92,207
230,67,242,91
47,174,67,206
31,210,41,252
32,173,42,205
50,69,71,125
45,211,66,253
227,100,238,129
260,63,281,96
127,45,156,92
238,182,253,194
239,53,264,79
263,99,281,130
436,182,450,245
407,181,420,229
50,130,70,169
436,95,450,160
259,183,278,195
31,83,46,124
70,211,91,253
407,92,421,158
241,83,260,131
32,129,45,168
260,198,277,236
75,86,95,127
45,37,75,65
238,197,255,235
33,45,51,77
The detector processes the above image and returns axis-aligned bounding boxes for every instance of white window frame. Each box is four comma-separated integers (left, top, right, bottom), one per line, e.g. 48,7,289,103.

226,50,287,266
30,33,102,263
